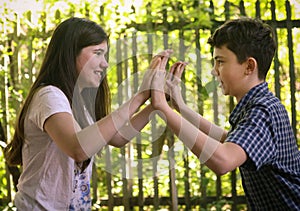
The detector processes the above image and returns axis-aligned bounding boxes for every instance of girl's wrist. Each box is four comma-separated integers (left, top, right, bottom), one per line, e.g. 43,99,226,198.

133,92,148,106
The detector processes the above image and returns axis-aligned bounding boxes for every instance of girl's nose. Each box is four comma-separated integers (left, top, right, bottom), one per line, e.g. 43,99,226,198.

101,59,109,69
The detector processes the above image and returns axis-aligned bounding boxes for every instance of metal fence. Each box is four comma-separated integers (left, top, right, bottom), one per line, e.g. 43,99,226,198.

0,0,299,210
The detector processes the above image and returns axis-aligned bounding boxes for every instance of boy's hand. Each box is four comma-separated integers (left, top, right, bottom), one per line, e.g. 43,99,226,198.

165,61,187,111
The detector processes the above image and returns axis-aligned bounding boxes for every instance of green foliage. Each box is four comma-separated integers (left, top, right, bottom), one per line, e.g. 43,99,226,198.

0,152,8,200
0,0,299,209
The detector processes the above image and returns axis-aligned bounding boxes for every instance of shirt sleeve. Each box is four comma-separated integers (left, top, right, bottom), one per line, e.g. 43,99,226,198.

27,86,73,131
226,105,276,170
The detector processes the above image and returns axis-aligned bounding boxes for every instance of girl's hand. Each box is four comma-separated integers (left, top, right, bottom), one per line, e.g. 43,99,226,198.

150,56,173,110
138,49,173,101
151,68,167,110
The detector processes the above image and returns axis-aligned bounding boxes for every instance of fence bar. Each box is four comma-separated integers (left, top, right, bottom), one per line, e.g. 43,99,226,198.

239,0,246,16
255,0,261,19
1,0,300,209
270,0,281,99
132,31,145,210
3,21,12,202
285,0,297,136
105,147,113,211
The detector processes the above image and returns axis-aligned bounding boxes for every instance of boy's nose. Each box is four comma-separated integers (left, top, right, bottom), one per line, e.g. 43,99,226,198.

211,68,217,76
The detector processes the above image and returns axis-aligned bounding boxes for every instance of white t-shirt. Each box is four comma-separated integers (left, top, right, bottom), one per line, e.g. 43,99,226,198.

14,85,93,211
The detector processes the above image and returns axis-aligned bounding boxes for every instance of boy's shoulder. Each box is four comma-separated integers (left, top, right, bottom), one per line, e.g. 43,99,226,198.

245,86,289,122
246,83,280,107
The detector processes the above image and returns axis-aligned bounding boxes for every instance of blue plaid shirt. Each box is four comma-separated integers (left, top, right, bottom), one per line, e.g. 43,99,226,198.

226,82,300,210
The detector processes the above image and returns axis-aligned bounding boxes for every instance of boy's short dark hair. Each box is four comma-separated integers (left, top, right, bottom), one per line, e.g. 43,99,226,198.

208,17,277,80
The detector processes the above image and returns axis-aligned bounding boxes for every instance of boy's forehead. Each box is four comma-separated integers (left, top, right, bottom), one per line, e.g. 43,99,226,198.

213,46,240,63
213,46,227,57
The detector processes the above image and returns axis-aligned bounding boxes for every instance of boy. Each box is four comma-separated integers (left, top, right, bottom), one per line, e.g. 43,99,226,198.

150,17,300,209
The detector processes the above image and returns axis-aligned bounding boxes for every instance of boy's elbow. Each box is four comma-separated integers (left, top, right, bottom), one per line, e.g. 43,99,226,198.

205,142,244,175
212,167,230,176
205,156,236,176
208,163,231,176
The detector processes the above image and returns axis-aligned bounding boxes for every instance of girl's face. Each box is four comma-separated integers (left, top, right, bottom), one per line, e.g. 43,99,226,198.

76,41,108,88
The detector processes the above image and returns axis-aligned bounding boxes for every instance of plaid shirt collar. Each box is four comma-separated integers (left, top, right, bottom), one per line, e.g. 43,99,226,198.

229,82,268,127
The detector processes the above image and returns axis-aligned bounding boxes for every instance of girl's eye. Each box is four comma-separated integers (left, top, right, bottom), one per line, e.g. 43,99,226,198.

94,50,105,56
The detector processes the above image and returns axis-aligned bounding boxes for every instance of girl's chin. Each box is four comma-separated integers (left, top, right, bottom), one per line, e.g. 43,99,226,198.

81,82,100,89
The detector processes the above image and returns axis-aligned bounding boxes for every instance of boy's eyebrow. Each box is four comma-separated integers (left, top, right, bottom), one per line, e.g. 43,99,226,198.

213,55,224,60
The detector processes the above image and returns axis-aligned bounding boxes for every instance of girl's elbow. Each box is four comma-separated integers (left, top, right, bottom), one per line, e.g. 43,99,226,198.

69,148,89,163
109,138,129,148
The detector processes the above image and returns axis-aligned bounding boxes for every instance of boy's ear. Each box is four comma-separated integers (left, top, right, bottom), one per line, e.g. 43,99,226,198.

245,57,257,75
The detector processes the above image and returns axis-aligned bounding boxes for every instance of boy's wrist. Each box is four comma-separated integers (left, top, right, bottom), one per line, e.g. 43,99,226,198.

175,100,187,113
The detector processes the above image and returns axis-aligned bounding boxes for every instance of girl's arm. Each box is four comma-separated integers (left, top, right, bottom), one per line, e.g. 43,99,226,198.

109,104,155,147
44,90,148,162
44,50,172,162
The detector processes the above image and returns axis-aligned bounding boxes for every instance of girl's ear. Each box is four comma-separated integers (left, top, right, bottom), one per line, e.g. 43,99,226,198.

244,57,257,75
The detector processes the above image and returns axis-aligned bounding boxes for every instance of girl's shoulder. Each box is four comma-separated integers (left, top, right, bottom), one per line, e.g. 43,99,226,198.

35,85,68,101
37,85,64,95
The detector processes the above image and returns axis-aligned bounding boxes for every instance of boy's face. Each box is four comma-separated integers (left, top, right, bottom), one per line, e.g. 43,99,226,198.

211,45,249,101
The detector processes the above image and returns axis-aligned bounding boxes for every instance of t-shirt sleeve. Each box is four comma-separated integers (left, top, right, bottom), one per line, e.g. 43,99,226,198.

27,86,73,131
226,105,276,170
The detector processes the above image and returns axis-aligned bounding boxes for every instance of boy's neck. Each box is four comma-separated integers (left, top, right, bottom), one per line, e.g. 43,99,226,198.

235,79,265,103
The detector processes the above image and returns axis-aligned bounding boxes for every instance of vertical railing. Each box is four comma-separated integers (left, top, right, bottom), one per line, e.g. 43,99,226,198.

270,0,281,100
285,0,297,137
2,18,12,203
0,0,299,209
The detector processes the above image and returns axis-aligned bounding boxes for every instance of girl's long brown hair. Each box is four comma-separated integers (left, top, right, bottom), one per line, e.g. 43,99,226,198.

5,17,111,166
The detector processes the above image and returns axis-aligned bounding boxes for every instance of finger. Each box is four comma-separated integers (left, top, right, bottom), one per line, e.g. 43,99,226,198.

154,58,162,71
149,57,162,70
149,49,172,70
169,62,183,81
157,49,173,56
153,49,172,61
169,62,178,74
167,63,177,81
158,50,173,70
174,62,187,78
159,51,172,70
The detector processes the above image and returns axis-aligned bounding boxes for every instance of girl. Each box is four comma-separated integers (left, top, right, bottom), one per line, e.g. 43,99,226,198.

5,17,171,210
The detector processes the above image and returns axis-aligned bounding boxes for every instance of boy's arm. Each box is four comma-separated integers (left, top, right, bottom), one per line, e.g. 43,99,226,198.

178,104,227,143
158,105,246,175
152,67,246,175
166,62,227,142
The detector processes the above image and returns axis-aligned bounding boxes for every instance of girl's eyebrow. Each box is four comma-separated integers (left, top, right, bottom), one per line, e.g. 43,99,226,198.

93,48,108,55
93,48,105,53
